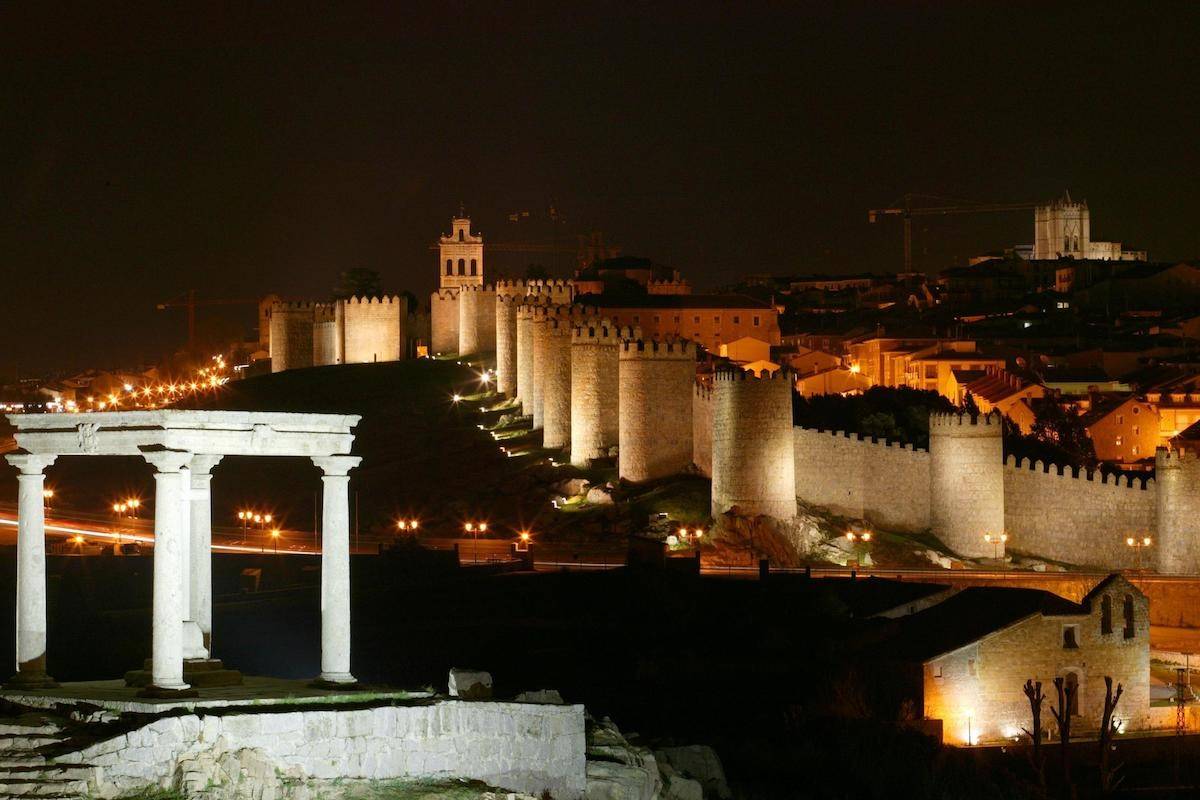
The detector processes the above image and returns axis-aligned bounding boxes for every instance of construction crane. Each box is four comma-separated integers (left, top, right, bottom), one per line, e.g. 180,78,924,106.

868,193,1038,272
156,289,259,352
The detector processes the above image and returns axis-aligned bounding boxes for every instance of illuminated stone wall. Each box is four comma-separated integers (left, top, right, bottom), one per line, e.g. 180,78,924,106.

458,284,496,356
312,305,339,367
430,288,459,356
569,321,631,466
711,367,795,519
692,381,713,477
1154,449,1200,574
515,302,539,411
1004,459,1154,569
495,295,520,396
268,302,317,373
530,306,551,430
340,296,402,364
929,412,1005,559
68,700,587,799
542,316,575,450
618,339,695,482
923,579,1150,745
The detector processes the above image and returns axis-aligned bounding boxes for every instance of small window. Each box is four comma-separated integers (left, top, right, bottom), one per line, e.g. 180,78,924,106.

693,315,701,324
967,658,976,676
458,229,464,242
1063,624,1079,649
470,258,478,276
1101,595,1112,635
713,315,721,326
1117,414,1124,425
933,665,943,679
673,315,680,324
1065,672,1080,715
1123,595,1135,639
653,315,661,324
753,316,761,326
1133,445,1140,455
733,315,740,325
1115,436,1123,447
632,315,640,324
1132,406,1140,415
445,259,453,276
457,258,465,276
1133,425,1139,435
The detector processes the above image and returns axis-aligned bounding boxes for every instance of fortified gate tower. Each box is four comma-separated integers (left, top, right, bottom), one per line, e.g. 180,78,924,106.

439,207,484,290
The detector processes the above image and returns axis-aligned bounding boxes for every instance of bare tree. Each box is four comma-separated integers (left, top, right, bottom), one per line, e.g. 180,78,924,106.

1022,679,1047,790
1050,676,1077,799
1098,677,1124,794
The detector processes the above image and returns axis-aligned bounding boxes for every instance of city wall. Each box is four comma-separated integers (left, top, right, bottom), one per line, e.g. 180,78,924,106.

63,701,586,799
341,296,403,364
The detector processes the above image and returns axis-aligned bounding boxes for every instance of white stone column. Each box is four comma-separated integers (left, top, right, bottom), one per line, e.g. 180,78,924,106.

311,454,361,685
189,456,223,656
4,453,58,688
141,447,194,693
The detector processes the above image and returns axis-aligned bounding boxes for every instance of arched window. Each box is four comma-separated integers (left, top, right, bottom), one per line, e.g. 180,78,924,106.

458,258,466,276
445,259,453,276
1073,235,1080,251
458,229,465,242
1123,595,1135,639
470,258,478,276
1064,236,1071,253
1101,595,1112,634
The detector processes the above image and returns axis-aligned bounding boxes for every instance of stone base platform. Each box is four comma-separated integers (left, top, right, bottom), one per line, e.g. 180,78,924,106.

0,675,429,714
123,657,244,689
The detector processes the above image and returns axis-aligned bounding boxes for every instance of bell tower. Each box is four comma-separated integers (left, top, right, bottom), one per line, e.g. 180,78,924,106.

438,204,484,290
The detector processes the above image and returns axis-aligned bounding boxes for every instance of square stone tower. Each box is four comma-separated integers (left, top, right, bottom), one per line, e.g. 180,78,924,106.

439,208,484,290
1034,193,1090,260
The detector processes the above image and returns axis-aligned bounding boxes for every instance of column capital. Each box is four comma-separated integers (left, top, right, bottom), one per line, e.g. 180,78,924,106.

140,446,193,474
5,452,57,475
312,455,361,476
188,454,224,477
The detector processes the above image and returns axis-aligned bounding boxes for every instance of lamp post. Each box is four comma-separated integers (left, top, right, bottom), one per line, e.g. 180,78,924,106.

1126,535,1153,572
464,522,487,564
270,528,280,554
42,488,54,512
238,510,249,538
516,530,532,553
984,532,1008,561
846,529,872,567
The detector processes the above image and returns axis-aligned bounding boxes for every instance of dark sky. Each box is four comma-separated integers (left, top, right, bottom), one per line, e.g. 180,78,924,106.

3,2,1199,377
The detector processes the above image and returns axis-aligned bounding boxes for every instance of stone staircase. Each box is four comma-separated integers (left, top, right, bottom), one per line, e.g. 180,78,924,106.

0,716,95,800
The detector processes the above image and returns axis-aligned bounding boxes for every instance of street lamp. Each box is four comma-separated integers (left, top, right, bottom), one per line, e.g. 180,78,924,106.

984,532,1008,560
42,488,53,511
464,522,487,564
270,529,280,554
128,498,140,518
515,530,532,552
238,511,249,537
846,529,872,567
1126,535,1153,572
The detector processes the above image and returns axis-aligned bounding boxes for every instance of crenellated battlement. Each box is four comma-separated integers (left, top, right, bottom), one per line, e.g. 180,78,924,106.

619,338,696,358
694,380,713,401
433,288,460,301
458,284,494,295
797,426,929,454
1004,455,1154,490
1156,447,1200,468
714,365,792,383
343,295,402,305
929,410,1003,429
494,278,530,297
271,300,322,313
313,305,337,322
571,320,640,345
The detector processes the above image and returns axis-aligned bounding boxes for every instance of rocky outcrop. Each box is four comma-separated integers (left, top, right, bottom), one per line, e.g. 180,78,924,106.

585,717,661,800
449,668,494,699
654,746,731,800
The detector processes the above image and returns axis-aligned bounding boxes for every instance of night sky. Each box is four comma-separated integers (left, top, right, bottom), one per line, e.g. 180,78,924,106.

4,2,1199,377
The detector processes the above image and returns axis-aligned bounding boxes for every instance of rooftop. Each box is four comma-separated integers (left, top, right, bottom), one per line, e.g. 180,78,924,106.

577,293,773,310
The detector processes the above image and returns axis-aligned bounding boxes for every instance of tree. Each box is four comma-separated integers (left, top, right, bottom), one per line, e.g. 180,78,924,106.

333,268,383,299
1022,679,1046,790
1049,675,1077,798
962,392,981,419
1098,677,1124,794
1031,399,1096,467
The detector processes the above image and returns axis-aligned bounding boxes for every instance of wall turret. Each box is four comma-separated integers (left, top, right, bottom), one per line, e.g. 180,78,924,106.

570,320,638,465
929,411,1005,558
340,295,403,364
495,294,520,395
269,301,318,373
458,284,497,356
618,338,696,482
711,366,796,519
313,303,340,366
515,301,543,411
541,315,577,450
1155,447,1200,573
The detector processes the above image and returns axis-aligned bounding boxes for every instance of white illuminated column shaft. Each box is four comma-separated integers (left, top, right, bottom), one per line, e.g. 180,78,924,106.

144,449,193,691
189,456,222,653
312,455,361,684
5,453,57,687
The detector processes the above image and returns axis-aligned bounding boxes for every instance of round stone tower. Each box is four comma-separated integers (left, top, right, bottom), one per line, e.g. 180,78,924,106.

458,284,496,356
515,302,539,411
618,338,696,482
494,280,528,396
541,314,576,450
711,366,796,520
570,320,637,466
530,306,552,429
929,411,1005,559
1154,447,1200,573
269,301,316,373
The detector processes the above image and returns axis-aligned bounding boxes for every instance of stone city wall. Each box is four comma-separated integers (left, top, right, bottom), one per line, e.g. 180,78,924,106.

269,302,317,373
618,339,695,482
495,295,520,396
341,296,402,364
692,381,713,477
542,316,575,450
1004,458,1155,569
431,288,459,356
458,284,497,356
929,412,1006,559
63,701,587,800
515,302,539,411
569,320,635,466
313,304,340,367
1154,449,1200,574
792,428,931,532
711,367,795,519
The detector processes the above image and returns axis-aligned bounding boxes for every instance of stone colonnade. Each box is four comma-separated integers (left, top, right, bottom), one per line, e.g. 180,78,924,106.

3,410,362,695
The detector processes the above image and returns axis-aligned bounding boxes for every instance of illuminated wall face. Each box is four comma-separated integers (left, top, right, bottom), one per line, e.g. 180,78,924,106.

922,588,1150,745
